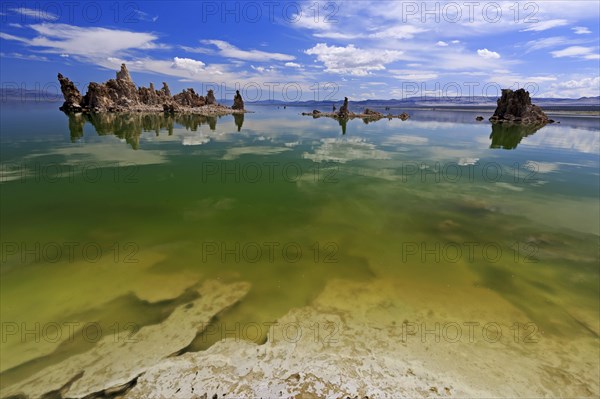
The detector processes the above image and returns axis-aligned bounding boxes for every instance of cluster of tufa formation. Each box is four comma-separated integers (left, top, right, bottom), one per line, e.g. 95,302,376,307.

58,64,244,114
302,97,410,122
489,89,550,124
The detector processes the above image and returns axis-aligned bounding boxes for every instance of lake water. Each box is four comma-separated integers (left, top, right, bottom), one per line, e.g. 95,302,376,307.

1,103,599,395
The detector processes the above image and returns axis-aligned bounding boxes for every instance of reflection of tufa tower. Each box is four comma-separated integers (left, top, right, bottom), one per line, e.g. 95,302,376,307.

489,123,543,150
66,113,219,149
338,118,347,135
234,113,244,131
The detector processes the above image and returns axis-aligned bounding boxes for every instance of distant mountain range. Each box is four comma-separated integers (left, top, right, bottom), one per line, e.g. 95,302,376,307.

249,96,600,108
1,88,598,109
1,88,63,101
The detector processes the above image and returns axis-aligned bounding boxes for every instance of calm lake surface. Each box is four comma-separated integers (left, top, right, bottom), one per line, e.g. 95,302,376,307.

1,102,599,392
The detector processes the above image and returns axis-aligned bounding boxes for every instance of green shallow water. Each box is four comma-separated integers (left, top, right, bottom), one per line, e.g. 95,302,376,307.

1,103,599,389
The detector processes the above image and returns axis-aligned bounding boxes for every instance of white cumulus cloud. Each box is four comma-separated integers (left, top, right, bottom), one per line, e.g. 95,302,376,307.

544,76,600,98
172,57,206,75
305,43,404,76
477,48,501,59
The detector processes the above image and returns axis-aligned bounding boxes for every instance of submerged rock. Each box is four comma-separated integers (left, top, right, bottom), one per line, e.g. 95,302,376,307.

489,89,549,124
476,116,484,121
2,280,251,398
128,276,599,398
399,112,410,121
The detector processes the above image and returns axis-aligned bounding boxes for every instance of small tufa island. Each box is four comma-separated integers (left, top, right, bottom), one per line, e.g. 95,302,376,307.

302,97,410,122
301,89,554,127
489,88,552,124
57,63,245,116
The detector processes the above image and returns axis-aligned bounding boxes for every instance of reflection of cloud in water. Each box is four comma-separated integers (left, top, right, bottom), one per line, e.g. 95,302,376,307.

520,126,600,154
402,120,467,130
383,135,429,145
495,182,525,192
524,161,559,174
419,146,492,164
458,157,479,166
221,146,291,160
182,136,211,146
26,142,168,166
303,137,392,163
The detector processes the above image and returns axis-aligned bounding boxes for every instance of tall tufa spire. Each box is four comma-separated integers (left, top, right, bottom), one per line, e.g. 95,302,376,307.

116,63,132,82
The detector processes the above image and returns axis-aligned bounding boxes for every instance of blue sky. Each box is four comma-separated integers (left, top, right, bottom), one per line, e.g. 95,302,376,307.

1,0,599,101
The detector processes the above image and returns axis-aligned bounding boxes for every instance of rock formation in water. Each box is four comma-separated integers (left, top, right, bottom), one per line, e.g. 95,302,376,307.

489,89,549,124
302,96,410,126
57,64,245,115
173,88,205,107
138,83,158,105
206,89,217,105
338,97,349,118
76,63,140,111
138,82,171,106
82,82,112,110
363,108,383,117
57,73,83,112
163,101,180,114
160,82,171,97
232,90,244,110
116,63,131,81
